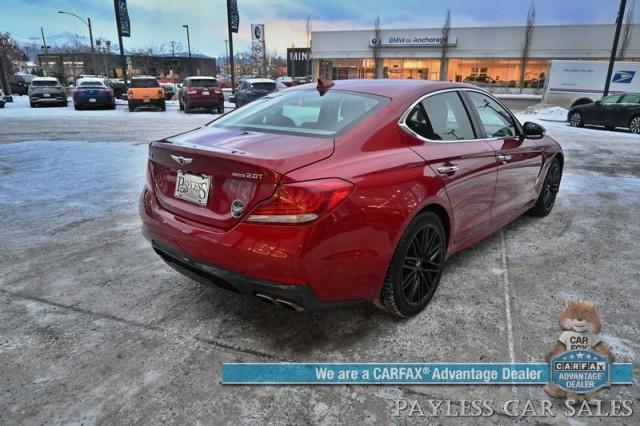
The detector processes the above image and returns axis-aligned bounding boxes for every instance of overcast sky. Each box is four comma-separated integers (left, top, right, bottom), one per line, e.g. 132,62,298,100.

3,0,632,57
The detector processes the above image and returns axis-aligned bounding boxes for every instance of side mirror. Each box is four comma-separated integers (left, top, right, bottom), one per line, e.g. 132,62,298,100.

595,99,601,105
522,121,546,139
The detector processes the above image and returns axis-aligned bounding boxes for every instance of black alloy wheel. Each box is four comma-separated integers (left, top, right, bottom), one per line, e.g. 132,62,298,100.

529,159,562,217
629,116,640,134
381,212,446,317
569,111,583,127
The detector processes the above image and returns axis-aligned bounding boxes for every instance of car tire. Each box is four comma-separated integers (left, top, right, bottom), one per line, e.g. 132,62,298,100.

380,211,446,318
217,106,224,114
109,103,116,110
128,101,135,112
74,104,81,110
529,158,562,217
629,115,640,134
160,101,166,112
184,103,192,114
179,100,184,111
30,101,36,108
568,111,583,127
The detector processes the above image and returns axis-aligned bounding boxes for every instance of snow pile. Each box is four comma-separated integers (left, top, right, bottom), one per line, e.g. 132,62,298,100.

519,103,569,122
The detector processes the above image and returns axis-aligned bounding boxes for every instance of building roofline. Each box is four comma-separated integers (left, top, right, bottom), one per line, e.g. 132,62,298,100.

311,22,639,34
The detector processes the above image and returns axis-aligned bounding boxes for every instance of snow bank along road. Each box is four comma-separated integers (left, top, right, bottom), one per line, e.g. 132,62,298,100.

0,98,639,424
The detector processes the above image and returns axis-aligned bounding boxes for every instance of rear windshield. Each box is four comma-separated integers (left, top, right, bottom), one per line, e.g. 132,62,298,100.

130,79,159,88
190,79,217,88
32,80,59,87
211,89,389,137
79,81,105,87
251,82,276,91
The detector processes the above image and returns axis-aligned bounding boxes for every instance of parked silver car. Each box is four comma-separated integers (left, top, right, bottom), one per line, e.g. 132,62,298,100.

29,77,67,107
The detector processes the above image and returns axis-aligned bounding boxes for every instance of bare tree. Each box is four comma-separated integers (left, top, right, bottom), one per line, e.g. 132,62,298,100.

439,9,451,81
519,1,536,93
372,16,382,78
620,0,635,59
306,15,312,78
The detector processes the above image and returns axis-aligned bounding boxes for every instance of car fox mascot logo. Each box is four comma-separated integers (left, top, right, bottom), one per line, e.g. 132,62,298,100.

544,300,612,403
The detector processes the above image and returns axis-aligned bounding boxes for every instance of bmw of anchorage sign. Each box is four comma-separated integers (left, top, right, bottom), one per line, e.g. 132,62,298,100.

369,34,457,48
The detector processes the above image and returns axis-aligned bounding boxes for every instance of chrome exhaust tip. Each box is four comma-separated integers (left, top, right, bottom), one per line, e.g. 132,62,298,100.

275,298,304,312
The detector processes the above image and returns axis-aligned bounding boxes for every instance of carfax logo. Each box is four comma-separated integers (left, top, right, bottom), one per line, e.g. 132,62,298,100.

544,300,613,402
612,70,635,83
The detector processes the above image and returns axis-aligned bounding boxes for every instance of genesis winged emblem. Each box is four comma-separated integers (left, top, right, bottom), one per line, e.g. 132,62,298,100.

170,155,193,166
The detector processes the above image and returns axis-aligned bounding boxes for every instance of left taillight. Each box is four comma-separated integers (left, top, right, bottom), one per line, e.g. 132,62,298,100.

246,178,354,224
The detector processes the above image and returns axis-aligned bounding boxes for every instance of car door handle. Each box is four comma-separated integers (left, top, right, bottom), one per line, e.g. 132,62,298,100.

436,165,460,174
498,154,512,162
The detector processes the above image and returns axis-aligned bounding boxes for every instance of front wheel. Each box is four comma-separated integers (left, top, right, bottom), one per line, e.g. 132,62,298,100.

380,212,446,318
629,115,640,134
529,158,562,217
569,111,583,127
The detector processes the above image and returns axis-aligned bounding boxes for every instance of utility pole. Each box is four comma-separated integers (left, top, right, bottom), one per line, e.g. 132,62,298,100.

170,41,176,57
113,0,128,85
41,27,50,76
182,25,191,58
0,38,12,96
604,0,627,97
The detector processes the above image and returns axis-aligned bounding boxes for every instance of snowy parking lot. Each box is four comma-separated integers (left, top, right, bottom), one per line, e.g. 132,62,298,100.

1,96,639,424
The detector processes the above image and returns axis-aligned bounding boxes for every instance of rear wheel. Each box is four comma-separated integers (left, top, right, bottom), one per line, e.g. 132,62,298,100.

128,101,135,112
74,103,81,110
30,101,36,108
569,111,583,127
529,158,562,217
179,100,184,111
160,101,166,112
217,106,224,114
380,212,446,318
629,115,640,134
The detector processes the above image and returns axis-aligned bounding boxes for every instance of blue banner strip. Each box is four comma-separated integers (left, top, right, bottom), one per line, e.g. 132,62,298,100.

221,363,634,385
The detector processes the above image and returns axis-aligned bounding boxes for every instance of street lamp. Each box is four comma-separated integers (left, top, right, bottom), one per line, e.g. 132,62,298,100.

182,25,192,58
58,11,96,75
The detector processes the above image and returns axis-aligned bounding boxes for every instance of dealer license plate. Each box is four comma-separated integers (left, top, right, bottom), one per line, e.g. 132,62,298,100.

43,93,51,97
174,171,212,206
202,91,210,96
143,99,150,103
89,98,96,103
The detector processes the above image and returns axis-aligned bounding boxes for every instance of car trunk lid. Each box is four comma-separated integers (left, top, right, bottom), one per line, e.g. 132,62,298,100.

148,125,334,230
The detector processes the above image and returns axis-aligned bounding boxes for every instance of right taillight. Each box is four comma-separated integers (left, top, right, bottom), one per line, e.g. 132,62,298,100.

127,89,133,97
247,178,354,224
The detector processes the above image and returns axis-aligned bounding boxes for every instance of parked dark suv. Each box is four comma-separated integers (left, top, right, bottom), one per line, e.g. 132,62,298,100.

9,73,35,95
178,77,224,113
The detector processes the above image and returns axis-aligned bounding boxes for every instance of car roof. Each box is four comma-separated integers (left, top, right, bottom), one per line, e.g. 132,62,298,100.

33,77,59,81
247,78,275,84
78,78,105,83
289,79,479,102
132,76,157,79
187,76,216,80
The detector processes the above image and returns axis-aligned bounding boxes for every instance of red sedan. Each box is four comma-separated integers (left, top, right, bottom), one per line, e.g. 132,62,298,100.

140,79,563,317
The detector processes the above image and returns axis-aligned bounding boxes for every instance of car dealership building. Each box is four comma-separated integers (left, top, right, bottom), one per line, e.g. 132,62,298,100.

310,24,640,89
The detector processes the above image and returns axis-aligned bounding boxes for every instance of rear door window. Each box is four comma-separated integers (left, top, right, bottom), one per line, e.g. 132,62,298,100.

467,92,517,138
620,94,640,103
415,92,476,141
600,94,622,104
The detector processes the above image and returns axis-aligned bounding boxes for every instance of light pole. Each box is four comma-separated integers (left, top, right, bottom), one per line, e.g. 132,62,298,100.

182,25,192,58
170,41,176,57
58,11,96,75
224,40,229,77
603,0,627,97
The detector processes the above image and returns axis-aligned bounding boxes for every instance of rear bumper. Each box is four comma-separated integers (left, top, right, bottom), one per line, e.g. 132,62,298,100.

150,240,358,311
30,95,66,103
184,96,224,108
139,187,369,308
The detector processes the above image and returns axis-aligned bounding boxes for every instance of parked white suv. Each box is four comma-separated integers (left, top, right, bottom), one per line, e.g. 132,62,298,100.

29,77,67,107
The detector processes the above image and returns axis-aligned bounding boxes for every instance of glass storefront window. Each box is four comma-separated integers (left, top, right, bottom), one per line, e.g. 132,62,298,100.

446,58,550,89
383,58,441,80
